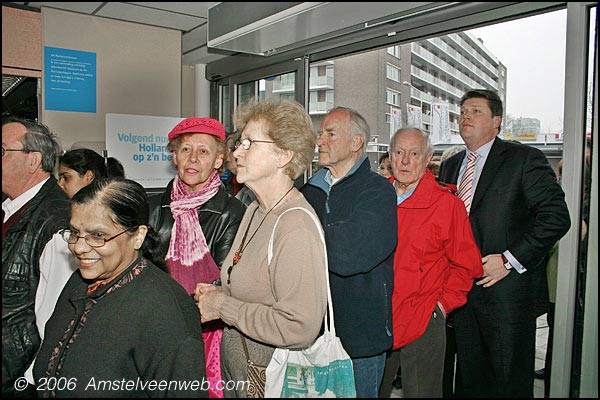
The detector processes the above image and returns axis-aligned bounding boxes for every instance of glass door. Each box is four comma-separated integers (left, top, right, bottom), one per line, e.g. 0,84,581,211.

211,59,312,183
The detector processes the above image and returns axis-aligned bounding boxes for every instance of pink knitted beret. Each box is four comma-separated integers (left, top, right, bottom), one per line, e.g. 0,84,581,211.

167,117,226,142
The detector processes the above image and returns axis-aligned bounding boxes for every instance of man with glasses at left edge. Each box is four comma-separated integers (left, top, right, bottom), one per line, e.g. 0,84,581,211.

2,117,76,397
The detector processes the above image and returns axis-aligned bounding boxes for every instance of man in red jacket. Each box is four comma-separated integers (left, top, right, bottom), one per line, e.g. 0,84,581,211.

379,127,482,398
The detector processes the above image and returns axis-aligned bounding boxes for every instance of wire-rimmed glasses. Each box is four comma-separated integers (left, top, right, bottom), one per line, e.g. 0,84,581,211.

2,146,31,157
234,138,275,151
60,228,133,248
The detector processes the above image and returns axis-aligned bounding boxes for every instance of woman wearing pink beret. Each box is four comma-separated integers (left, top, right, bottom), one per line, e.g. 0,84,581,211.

148,117,246,398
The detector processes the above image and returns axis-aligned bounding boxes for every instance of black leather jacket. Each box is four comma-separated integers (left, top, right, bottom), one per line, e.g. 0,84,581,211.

148,180,246,271
2,177,71,395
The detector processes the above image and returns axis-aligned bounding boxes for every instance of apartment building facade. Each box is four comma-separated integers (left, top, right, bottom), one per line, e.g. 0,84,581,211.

268,30,506,167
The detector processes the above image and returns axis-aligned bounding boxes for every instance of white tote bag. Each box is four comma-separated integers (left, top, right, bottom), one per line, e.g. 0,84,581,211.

264,207,356,398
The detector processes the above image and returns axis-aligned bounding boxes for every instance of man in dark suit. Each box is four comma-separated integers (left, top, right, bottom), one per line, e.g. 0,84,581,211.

438,89,570,397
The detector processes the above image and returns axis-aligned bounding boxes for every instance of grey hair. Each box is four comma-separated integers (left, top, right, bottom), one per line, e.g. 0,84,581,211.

3,117,61,173
390,127,434,155
233,98,316,179
329,106,370,156
441,145,466,163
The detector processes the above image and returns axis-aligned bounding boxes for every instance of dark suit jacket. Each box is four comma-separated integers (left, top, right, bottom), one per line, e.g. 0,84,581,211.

439,137,570,320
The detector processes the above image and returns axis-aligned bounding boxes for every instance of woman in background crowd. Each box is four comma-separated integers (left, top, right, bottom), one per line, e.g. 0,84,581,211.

378,152,393,180
224,131,256,207
58,148,124,198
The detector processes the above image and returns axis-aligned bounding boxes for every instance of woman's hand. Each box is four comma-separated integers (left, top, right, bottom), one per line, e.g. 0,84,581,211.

194,282,220,300
197,290,225,323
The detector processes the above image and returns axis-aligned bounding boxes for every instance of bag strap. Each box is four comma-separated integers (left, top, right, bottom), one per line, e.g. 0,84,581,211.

241,335,251,362
267,206,335,336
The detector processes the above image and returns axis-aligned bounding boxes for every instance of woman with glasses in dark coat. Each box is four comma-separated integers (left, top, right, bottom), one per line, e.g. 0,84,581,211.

34,178,208,398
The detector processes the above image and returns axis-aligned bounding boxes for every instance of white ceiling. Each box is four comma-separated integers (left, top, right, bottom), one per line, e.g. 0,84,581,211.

8,2,229,65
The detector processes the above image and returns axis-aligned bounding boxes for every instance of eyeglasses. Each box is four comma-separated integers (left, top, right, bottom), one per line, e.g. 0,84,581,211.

234,138,275,151
60,228,133,248
2,146,31,157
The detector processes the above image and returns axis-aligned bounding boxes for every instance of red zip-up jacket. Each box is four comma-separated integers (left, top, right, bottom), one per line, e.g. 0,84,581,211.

392,169,482,349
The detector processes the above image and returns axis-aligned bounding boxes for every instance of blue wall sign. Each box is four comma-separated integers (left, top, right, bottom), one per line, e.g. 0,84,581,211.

44,46,96,113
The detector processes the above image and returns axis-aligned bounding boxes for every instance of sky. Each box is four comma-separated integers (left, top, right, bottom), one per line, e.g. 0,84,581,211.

468,10,568,133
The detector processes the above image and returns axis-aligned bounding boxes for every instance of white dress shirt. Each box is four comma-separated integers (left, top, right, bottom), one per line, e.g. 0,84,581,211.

3,178,78,383
458,138,526,274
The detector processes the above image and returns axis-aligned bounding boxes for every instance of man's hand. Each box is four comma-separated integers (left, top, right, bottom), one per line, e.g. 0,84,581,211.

476,254,511,288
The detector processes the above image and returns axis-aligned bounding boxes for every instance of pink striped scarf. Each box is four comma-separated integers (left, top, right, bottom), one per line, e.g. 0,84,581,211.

166,170,221,269
167,171,224,398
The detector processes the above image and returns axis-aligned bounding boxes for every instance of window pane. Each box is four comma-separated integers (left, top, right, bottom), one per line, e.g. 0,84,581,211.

238,72,296,107
237,81,256,105
386,63,400,82
302,10,566,178
220,84,231,132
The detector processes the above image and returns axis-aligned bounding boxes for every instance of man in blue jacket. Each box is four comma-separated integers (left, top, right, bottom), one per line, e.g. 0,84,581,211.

301,107,397,397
